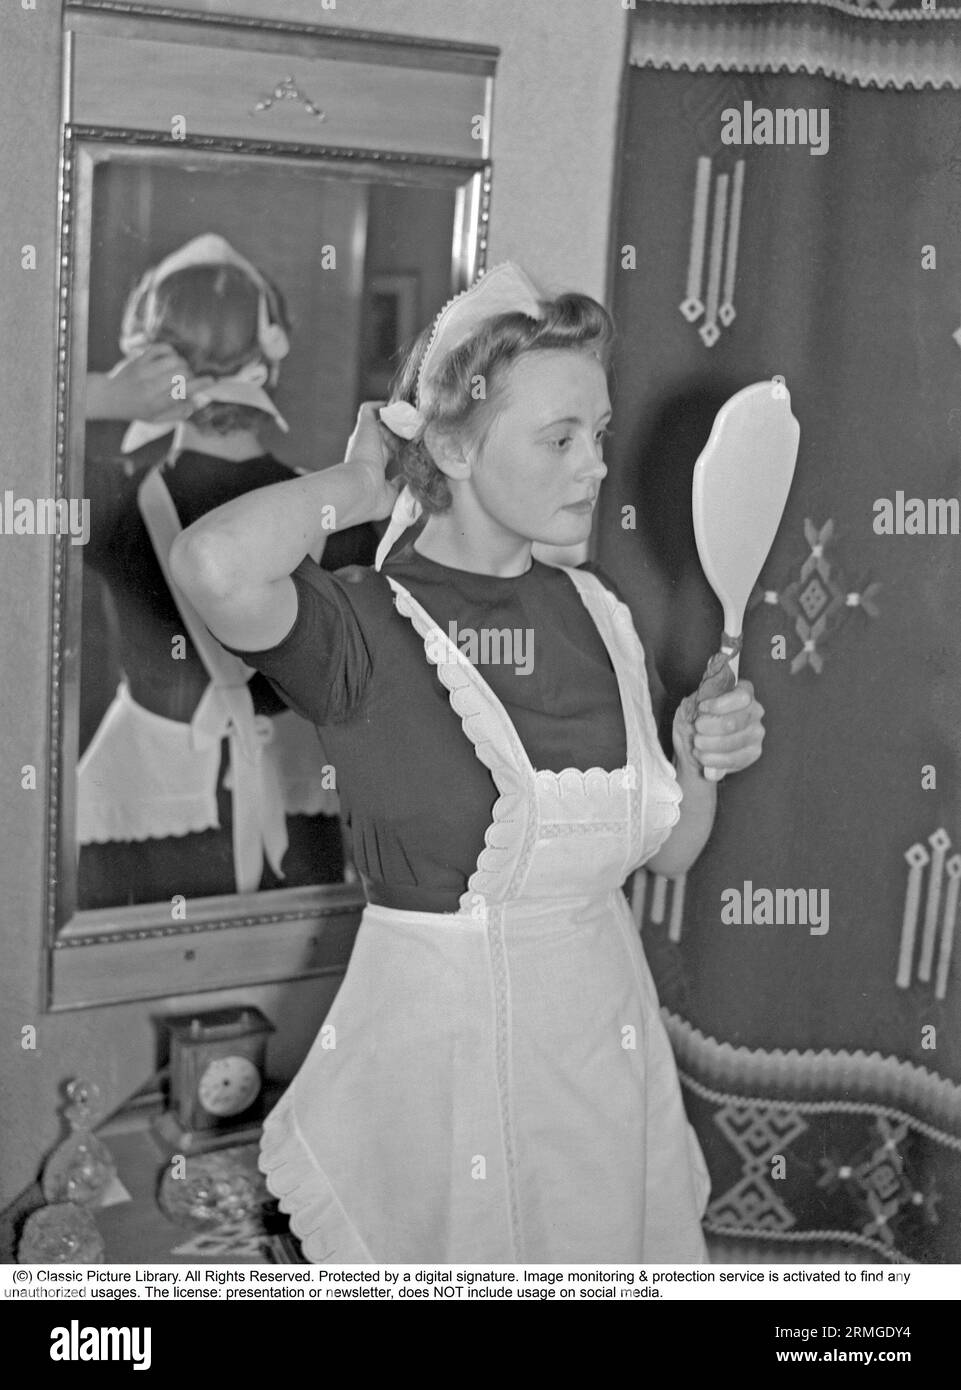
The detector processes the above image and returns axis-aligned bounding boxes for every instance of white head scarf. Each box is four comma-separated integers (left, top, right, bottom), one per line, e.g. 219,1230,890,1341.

118,233,291,455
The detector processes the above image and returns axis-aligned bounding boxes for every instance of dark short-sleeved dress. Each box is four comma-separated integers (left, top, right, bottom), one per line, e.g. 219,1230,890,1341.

239,532,711,1261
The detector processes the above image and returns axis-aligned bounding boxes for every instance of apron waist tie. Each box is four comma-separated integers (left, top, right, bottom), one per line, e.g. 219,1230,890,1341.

192,683,288,893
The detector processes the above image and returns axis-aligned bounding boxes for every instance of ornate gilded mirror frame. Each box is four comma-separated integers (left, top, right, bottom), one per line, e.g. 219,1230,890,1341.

45,1,495,1009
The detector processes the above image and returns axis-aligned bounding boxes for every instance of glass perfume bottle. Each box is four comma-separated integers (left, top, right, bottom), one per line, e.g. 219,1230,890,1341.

17,1203,105,1263
41,1078,117,1206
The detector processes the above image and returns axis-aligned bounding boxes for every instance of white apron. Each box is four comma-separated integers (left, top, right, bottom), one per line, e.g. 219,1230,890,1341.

76,466,338,892
259,567,711,1261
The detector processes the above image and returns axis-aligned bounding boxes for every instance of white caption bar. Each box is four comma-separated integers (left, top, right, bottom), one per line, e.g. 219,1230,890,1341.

1,1262,958,1301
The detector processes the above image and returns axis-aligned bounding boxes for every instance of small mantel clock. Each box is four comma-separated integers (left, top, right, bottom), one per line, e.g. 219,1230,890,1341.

154,1006,276,1154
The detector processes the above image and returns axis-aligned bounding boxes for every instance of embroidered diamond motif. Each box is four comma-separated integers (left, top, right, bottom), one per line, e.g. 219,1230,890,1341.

715,1103,807,1165
798,574,829,622
816,1115,936,1249
699,320,721,348
706,1101,807,1233
748,518,881,675
709,1174,794,1233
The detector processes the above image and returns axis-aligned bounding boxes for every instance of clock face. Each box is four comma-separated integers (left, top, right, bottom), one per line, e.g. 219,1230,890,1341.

197,1055,262,1118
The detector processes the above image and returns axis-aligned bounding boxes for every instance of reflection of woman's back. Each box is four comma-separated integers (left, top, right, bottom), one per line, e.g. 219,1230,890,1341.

79,240,373,908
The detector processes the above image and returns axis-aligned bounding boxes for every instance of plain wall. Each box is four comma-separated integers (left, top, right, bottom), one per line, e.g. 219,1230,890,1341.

175,0,629,301
0,0,628,1208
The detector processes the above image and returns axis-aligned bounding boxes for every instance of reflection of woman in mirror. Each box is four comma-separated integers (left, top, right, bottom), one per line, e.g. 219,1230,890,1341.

78,234,374,909
173,264,765,1262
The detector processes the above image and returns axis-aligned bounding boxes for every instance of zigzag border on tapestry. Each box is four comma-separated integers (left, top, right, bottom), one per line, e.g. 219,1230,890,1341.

630,0,961,91
665,1009,961,1133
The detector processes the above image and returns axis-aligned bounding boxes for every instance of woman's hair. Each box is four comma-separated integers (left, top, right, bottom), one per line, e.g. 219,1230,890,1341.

386,292,614,513
121,263,290,435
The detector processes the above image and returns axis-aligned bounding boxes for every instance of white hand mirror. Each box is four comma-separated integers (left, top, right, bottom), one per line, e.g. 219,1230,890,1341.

692,379,800,781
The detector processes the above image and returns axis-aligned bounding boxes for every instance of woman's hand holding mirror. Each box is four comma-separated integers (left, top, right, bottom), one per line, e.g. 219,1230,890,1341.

673,673,765,780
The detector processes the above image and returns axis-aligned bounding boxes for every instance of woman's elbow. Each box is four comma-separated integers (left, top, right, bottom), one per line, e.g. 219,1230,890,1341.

170,527,236,605
644,855,684,880
644,845,705,879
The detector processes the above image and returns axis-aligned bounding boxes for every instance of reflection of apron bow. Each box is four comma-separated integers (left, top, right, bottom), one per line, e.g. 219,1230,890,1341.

138,466,289,892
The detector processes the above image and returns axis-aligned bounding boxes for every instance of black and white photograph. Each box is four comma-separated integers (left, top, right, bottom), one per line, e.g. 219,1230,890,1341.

0,0,958,1354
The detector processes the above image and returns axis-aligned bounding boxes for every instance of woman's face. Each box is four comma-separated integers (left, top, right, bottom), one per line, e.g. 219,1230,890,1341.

461,348,612,547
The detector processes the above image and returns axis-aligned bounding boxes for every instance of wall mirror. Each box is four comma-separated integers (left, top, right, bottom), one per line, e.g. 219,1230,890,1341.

46,2,495,1009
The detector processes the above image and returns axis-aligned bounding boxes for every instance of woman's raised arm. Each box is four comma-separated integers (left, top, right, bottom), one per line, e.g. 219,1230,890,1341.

170,403,397,652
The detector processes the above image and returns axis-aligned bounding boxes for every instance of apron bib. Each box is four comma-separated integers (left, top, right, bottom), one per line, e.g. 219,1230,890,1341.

260,567,710,1261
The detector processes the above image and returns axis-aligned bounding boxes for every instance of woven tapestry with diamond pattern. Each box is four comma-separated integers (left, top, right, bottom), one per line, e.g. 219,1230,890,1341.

599,0,961,1262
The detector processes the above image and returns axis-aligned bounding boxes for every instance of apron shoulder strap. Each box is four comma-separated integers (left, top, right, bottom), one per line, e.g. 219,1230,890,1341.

137,465,255,689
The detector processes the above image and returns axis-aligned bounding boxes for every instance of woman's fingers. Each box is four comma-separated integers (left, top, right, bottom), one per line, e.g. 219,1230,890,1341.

672,679,766,775
693,722,765,754
697,678,754,714
695,702,765,737
697,741,764,772
134,345,192,384
345,402,393,490
694,709,765,772
692,676,765,771
697,679,763,729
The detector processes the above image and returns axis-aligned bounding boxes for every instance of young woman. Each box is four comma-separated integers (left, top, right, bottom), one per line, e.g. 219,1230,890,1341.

79,234,374,907
172,263,765,1262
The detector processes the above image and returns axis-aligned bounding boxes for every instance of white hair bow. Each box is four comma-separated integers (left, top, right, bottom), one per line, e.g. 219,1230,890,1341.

373,484,424,571
378,400,424,440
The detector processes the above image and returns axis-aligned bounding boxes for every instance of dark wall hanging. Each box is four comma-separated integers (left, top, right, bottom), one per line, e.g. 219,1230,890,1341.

601,0,961,1263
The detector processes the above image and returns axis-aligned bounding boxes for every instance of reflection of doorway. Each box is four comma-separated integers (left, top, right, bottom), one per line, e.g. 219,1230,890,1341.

361,272,419,398
358,183,458,404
